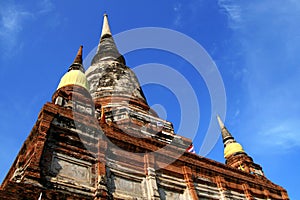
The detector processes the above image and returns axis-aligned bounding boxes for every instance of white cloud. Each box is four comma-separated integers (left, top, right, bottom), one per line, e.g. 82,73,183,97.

218,0,300,150
258,120,300,150
172,0,203,28
173,3,183,27
1,10,29,31
0,5,33,54
218,0,242,24
233,109,240,118
173,3,182,12
0,1,55,57
38,0,55,14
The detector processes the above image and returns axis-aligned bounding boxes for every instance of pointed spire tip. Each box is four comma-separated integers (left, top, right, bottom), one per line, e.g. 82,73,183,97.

73,45,83,64
101,13,112,38
216,115,225,129
68,45,84,72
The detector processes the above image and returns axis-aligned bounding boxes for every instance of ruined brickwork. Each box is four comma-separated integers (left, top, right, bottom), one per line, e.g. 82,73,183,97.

0,14,289,199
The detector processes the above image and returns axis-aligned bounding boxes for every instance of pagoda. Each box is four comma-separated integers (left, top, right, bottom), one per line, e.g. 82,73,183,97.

0,14,289,200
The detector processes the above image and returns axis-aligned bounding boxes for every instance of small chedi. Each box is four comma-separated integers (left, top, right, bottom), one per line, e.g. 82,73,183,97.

0,14,289,200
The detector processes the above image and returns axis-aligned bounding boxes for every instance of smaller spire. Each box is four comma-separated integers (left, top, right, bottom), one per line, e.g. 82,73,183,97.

68,45,84,72
216,115,245,159
216,115,234,145
73,45,83,64
217,115,225,129
101,13,112,39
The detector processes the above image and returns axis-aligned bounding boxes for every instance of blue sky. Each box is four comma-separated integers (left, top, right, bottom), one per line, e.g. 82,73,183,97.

0,0,299,198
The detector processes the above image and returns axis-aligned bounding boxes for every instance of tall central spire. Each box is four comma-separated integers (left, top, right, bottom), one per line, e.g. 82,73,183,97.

101,14,112,38
85,14,148,110
91,14,125,65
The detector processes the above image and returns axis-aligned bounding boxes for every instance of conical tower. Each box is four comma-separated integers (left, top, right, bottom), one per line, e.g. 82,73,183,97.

53,45,94,115
217,116,264,176
85,14,176,137
86,14,149,112
0,13,290,200
0,46,102,199
216,115,245,159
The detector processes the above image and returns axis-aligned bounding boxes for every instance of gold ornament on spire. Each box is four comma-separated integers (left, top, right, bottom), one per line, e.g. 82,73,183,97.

216,115,245,159
57,46,89,90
